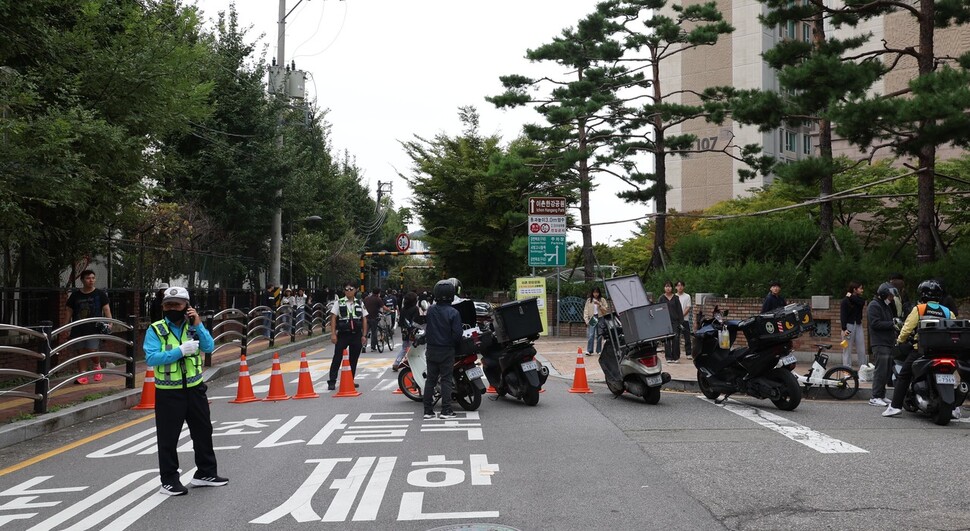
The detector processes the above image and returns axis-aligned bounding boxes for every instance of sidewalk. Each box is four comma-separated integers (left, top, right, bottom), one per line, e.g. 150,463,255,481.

0,334,331,449
532,335,874,398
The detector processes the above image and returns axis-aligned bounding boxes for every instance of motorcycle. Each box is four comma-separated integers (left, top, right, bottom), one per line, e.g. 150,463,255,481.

396,324,489,411
598,313,672,404
892,318,970,426
692,304,810,411
483,298,549,406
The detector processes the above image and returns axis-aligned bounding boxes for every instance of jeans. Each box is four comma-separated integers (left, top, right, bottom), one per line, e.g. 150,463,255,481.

681,320,692,356
367,317,379,349
586,323,602,354
870,345,893,399
890,345,921,409
842,322,867,367
394,338,411,366
263,311,273,338
423,354,455,414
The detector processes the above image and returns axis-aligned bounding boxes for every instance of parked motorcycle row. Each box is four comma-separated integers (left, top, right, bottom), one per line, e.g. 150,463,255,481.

392,275,970,427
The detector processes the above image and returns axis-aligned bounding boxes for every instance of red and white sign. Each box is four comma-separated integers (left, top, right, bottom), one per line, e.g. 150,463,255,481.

396,233,411,252
527,215,567,235
528,197,567,216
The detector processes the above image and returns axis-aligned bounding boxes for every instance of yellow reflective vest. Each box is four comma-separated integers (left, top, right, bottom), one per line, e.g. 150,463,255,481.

151,320,204,389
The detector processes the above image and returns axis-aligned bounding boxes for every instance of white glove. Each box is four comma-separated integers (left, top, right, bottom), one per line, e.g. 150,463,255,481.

179,340,200,358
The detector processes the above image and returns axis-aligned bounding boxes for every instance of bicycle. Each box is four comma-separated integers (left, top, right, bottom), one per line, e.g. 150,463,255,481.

376,313,394,353
794,343,860,400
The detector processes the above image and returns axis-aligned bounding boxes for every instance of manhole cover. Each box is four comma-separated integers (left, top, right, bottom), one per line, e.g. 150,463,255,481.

426,525,521,531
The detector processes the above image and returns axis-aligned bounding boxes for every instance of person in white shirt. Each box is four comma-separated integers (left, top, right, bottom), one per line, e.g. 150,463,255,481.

675,281,693,359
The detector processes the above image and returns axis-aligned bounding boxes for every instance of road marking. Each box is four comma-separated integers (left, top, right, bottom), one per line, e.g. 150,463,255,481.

0,414,156,477
698,396,868,454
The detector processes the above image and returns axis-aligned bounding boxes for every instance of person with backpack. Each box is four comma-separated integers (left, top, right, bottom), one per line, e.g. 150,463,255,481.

883,280,957,417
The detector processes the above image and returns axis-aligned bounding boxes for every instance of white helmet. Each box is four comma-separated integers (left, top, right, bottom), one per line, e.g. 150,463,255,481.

162,286,190,304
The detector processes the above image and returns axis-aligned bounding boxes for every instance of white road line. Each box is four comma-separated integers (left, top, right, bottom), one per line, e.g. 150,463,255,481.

698,396,868,454
373,379,399,391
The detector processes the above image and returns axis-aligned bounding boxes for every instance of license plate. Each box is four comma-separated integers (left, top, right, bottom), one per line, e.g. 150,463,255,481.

521,360,538,372
646,375,662,386
936,373,957,385
781,354,797,366
465,366,485,379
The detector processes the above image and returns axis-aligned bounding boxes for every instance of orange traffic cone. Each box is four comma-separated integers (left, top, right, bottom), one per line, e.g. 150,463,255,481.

293,351,319,400
132,368,156,410
229,354,258,404
264,352,291,401
334,348,361,398
568,347,593,394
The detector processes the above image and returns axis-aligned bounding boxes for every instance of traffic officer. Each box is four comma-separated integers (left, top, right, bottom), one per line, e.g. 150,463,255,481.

328,282,368,390
144,287,228,496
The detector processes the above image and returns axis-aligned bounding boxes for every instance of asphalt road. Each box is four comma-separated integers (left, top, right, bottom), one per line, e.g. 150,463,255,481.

2,349,969,530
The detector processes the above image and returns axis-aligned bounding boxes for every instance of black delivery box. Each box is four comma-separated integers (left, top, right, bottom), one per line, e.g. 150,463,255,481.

618,303,675,344
739,304,806,349
493,298,543,344
918,319,970,354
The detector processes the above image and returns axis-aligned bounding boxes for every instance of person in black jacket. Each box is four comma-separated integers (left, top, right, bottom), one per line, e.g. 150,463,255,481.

867,283,898,407
761,280,786,313
422,281,463,420
660,281,683,363
840,281,867,368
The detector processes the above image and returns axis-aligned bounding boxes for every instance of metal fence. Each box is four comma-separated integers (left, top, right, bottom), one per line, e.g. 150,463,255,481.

558,296,585,323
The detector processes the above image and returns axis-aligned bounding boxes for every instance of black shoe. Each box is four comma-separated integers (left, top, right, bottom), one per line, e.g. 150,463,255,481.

354,383,360,388
160,482,188,496
327,382,336,391
190,475,228,487
438,411,457,420
423,412,436,420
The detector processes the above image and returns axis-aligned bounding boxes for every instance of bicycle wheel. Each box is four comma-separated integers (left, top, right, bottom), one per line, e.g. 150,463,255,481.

376,329,385,353
383,324,393,351
823,366,859,400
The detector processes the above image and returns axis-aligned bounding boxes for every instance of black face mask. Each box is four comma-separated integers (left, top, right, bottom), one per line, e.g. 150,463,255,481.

164,309,188,323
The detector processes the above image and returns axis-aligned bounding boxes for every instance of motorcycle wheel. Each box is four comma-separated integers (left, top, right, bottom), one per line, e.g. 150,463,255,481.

607,380,625,396
523,386,540,406
643,385,661,405
697,370,719,400
455,380,482,411
933,403,953,426
397,368,423,402
823,366,860,400
769,368,802,411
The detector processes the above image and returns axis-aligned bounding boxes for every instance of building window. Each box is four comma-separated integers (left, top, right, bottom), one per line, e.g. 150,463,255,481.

802,23,811,42
787,21,796,39
785,130,797,152
803,134,812,155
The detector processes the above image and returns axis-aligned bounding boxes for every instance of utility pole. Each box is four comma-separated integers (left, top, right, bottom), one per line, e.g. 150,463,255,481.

269,0,287,289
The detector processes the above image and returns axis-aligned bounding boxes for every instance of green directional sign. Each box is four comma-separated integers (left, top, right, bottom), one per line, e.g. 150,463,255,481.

528,235,566,267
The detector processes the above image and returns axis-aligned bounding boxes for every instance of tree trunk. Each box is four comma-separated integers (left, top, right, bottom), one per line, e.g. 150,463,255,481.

916,0,935,263
577,69,595,283
649,57,667,273
813,10,834,244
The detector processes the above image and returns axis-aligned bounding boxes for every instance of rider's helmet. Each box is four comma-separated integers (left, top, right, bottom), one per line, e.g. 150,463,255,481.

446,277,463,297
917,279,944,303
876,282,897,301
433,280,456,304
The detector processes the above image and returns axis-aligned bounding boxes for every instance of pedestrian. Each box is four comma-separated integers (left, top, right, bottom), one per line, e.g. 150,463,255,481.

282,288,294,332
422,280,463,419
65,269,112,384
840,281,867,368
888,272,912,318
149,283,168,323
394,291,420,371
144,287,227,496
675,280,693,359
761,280,786,313
384,289,399,332
363,288,388,353
328,283,367,391
582,287,610,356
883,280,956,417
660,281,683,363
294,288,309,330
867,283,898,407
262,285,276,339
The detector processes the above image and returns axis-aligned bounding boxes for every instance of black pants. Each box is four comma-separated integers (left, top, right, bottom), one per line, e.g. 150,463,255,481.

871,345,893,400
890,345,921,409
367,317,379,349
329,333,362,385
665,323,681,361
681,321,692,356
424,352,455,414
155,384,218,485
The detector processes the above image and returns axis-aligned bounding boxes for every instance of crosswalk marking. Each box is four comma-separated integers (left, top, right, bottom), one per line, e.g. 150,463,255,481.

699,396,868,454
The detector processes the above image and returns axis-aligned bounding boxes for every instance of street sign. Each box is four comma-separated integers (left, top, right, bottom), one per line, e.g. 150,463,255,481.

528,235,566,267
395,233,410,252
528,197,567,216
527,215,567,235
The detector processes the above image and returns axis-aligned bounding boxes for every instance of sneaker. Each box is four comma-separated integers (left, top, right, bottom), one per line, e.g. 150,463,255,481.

190,475,229,487
686,355,693,360
882,406,903,417
75,377,89,385
584,352,593,356
869,397,888,407
327,382,336,391
93,367,103,382
953,407,963,420
438,411,457,420
159,482,188,496
392,364,400,372
423,412,437,420
354,383,360,388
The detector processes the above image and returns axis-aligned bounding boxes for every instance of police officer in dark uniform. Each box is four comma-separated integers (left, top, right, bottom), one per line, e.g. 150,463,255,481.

144,287,228,496
328,282,368,390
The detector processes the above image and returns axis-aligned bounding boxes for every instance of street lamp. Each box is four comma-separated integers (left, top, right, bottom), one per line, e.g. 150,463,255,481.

288,215,321,288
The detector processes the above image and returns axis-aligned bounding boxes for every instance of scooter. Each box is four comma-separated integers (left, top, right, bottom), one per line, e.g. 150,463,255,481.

892,319,970,425
598,313,671,404
693,304,808,411
396,325,489,411
481,299,549,406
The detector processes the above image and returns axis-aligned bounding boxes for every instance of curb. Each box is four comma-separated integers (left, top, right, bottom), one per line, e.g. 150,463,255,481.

0,337,329,450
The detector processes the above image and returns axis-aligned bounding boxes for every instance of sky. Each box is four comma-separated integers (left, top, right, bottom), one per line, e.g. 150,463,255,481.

192,0,650,245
